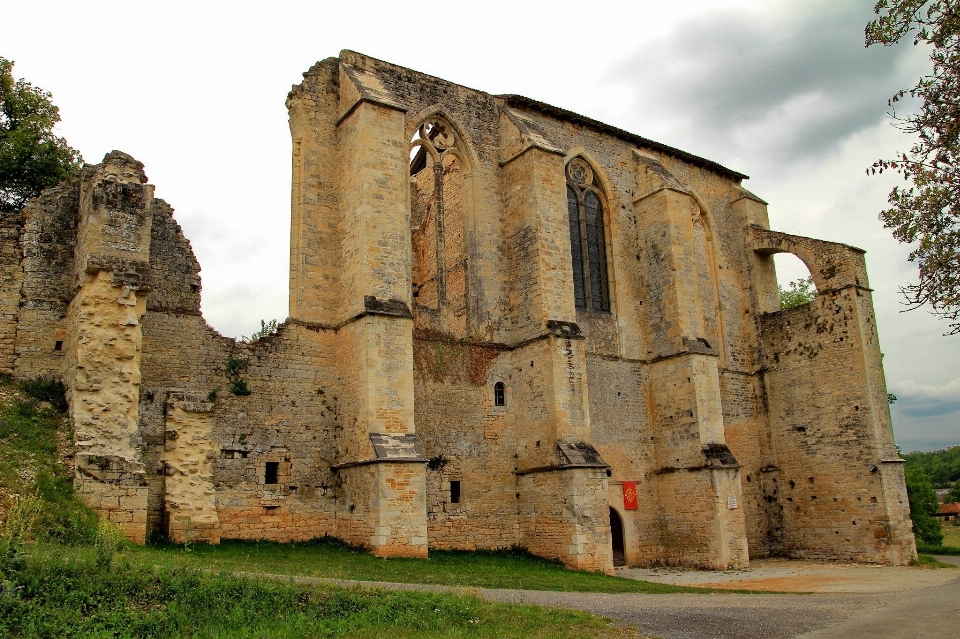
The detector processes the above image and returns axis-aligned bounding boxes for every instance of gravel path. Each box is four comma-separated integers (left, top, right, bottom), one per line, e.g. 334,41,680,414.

242,556,960,639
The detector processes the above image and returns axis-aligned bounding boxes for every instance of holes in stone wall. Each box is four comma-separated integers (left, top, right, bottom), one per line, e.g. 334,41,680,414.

450,480,461,504
54,340,63,351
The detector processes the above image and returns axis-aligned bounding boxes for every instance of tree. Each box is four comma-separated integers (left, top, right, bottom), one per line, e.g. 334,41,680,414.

865,1,960,335
945,477,960,503
0,57,82,214
778,276,816,310
904,465,945,545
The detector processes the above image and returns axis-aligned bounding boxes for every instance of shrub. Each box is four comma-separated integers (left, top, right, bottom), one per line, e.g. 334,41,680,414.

0,494,41,576
94,520,127,569
17,376,67,412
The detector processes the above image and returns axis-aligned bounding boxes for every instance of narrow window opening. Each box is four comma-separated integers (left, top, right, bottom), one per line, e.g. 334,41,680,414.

566,158,610,312
494,382,505,407
450,480,461,504
53,340,63,351
265,461,280,485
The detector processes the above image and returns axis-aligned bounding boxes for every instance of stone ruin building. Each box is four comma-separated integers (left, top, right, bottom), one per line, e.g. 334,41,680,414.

0,51,916,572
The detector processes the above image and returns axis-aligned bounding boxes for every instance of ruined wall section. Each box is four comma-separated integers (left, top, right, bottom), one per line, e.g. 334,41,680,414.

10,183,79,379
760,290,915,564
286,57,343,325
139,316,344,543
66,152,155,543
145,199,201,315
413,337,518,550
163,392,219,543
0,211,24,374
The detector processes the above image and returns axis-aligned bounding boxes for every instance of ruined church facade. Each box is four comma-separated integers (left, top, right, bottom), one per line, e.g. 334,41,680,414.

0,51,915,571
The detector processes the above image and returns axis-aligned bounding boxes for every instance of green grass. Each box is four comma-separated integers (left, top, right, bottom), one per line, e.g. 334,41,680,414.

0,377,652,636
0,550,634,638
911,553,958,568
0,376,97,544
117,537,708,594
941,522,960,547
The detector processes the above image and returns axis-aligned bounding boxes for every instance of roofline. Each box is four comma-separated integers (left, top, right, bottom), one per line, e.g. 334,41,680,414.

498,94,749,182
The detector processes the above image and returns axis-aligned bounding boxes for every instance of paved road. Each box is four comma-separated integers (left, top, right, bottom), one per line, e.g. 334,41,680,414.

480,556,960,639
247,556,960,639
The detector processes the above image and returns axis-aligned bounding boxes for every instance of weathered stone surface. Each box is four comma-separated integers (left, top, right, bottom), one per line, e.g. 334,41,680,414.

0,51,915,570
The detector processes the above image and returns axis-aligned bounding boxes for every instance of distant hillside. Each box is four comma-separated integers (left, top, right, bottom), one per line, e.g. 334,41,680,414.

904,446,960,488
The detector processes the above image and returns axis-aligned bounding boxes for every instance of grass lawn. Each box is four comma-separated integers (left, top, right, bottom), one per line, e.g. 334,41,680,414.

2,551,637,639
941,522,960,547
115,538,709,594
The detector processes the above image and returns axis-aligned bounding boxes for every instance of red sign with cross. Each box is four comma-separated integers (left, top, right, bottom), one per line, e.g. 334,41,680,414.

622,481,638,510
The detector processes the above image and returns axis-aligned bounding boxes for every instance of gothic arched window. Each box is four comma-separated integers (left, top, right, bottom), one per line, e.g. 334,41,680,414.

566,158,610,312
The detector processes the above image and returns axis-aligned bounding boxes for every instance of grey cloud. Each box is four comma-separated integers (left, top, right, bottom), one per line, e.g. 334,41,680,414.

610,2,922,166
892,407,960,452
890,377,960,418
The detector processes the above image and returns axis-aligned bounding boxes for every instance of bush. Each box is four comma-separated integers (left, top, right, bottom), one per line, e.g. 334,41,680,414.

0,494,41,576
94,520,127,569
905,466,944,545
17,377,67,412
917,543,960,556
778,277,816,310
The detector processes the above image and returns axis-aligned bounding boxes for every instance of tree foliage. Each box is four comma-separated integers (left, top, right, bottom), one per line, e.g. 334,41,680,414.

0,57,82,214
945,477,960,503
904,465,945,545
778,276,816,310
903,444,960,486
865,1,960,335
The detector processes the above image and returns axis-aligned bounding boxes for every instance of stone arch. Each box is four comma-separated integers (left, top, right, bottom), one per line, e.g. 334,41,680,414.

609,506,626,567
407,111,477,338
406,105,480,173
749,227,869,295
690,201,726,363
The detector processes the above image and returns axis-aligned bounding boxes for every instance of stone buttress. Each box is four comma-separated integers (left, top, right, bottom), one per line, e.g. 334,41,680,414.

286,58,428,557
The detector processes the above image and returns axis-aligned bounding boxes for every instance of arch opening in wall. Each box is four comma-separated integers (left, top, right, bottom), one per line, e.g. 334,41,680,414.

494,381,505,407
690,202,725,362
773,253,818,311
565,157,611,313
409,117,471,337
609,507,626,567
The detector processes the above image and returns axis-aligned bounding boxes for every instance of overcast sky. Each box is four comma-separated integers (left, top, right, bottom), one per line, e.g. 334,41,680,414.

2,0,958,452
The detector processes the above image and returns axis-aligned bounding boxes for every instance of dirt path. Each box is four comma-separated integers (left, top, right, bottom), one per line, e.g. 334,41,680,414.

618,557,958,593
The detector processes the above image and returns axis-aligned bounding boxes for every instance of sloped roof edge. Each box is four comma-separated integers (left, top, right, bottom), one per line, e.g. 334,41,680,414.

499,94,749,182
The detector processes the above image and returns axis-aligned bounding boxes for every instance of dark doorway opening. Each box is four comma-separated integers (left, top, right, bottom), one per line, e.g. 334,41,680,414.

609,507,625,567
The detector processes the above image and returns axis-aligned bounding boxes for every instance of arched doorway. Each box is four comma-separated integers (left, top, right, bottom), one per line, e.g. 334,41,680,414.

609,507,625,567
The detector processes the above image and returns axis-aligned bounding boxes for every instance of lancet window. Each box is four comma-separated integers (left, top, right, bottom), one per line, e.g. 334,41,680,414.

566,158,610,312
409,118,469,336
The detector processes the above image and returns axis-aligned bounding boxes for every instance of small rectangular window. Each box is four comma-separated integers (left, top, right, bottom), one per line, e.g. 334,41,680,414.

265,461,280,485
54,341,63,351
450,480,461,504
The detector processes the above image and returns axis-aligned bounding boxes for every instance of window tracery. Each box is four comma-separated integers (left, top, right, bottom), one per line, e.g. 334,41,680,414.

566,158,610,312
409,117,469,335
